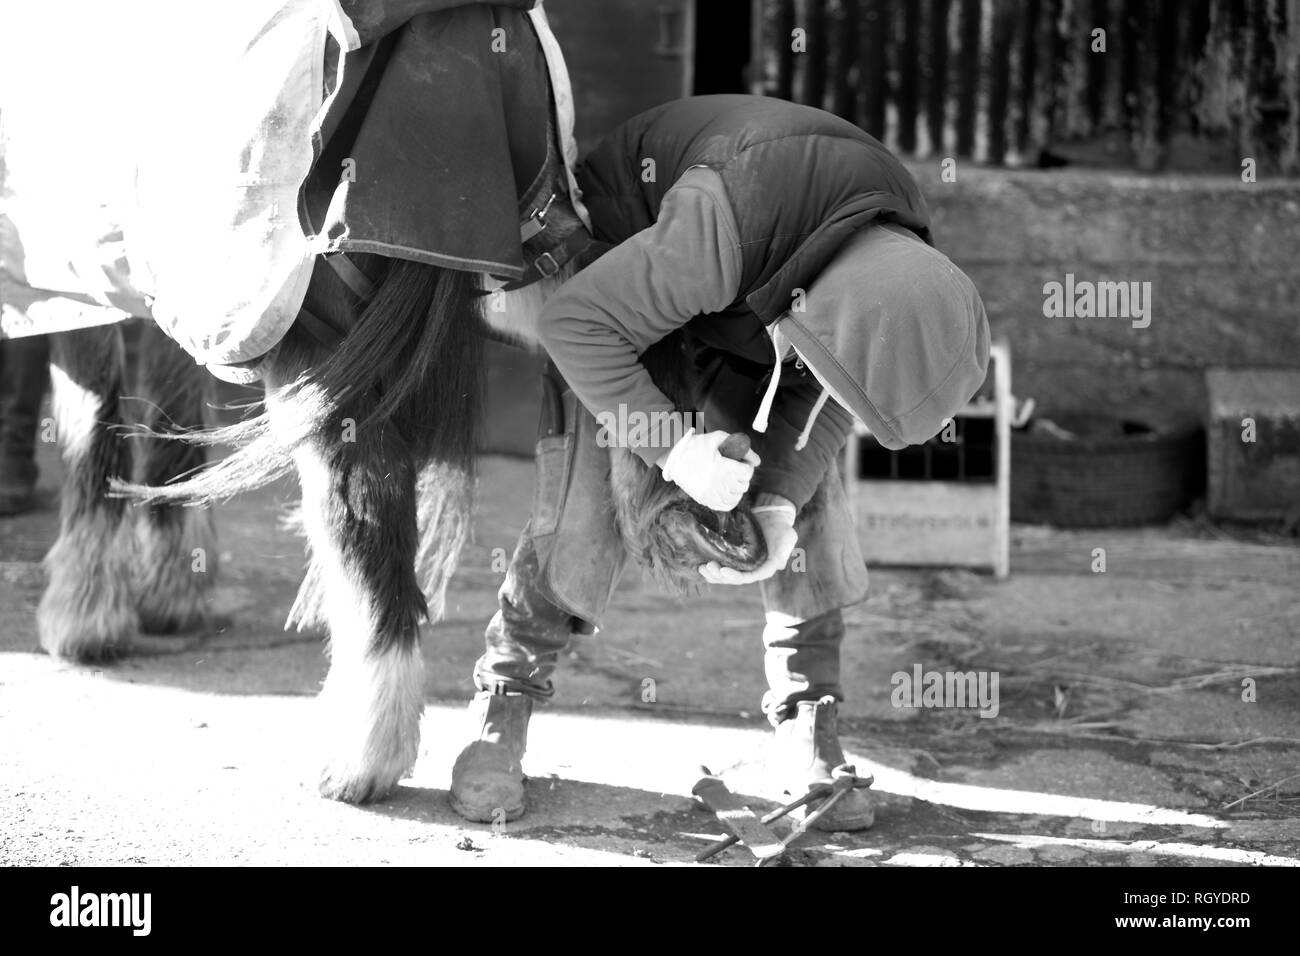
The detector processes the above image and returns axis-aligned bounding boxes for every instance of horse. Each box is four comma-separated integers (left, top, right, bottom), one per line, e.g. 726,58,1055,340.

39,256,766,809
38,320,218,654
21,4,763,807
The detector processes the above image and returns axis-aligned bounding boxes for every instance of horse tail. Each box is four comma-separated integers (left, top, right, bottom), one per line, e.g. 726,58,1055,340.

117,259,486,625
280,261,487,629
116,259,485,503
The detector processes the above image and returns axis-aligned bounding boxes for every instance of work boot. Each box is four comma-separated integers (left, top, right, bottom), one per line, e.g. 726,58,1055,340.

450,690,533,823
770,695,874,832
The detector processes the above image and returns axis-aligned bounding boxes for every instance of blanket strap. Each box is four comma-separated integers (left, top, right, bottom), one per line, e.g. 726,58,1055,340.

325,253,376,301
295,305,347,350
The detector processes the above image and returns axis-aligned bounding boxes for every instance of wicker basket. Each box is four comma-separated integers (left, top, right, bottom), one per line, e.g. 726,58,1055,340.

1011,413,1205,527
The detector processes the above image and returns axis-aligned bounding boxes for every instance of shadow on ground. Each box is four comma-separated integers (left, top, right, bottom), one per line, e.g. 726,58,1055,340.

1,442,1297,865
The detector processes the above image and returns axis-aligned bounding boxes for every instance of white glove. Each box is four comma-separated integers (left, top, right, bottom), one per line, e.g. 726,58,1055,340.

700,500,798,585
659,428,759,512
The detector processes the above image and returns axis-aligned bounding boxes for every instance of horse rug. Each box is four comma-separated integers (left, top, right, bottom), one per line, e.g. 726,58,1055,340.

0,0,585,381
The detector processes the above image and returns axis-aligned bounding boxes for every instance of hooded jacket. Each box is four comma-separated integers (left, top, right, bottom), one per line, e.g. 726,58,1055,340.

537,95,990,508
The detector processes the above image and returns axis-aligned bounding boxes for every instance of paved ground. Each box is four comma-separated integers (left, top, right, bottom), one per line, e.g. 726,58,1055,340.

2,441,1298,867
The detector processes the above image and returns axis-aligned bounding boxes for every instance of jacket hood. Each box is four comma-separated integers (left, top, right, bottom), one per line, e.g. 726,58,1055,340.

778,223,990,450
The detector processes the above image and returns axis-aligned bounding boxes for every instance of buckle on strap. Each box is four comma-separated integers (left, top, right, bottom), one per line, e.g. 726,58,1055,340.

534,251,560,277
520,193,558,242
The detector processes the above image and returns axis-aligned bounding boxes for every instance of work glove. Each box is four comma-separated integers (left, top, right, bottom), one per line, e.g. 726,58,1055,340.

699,498,798,586
659,428,759,512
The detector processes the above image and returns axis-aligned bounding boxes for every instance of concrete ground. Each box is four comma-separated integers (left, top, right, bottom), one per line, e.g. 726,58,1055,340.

2,440,1298,867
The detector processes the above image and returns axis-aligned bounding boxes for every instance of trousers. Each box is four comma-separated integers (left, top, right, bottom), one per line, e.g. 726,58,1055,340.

473,358,870,722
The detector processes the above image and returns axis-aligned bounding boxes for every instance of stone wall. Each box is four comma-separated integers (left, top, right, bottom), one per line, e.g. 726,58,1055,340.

910,162,1300,429
478,165,1300,453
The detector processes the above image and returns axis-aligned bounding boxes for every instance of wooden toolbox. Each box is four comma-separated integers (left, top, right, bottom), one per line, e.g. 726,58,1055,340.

844,341,1011,578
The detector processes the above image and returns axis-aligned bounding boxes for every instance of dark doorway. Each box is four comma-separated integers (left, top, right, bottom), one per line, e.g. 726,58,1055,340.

693,0,754,94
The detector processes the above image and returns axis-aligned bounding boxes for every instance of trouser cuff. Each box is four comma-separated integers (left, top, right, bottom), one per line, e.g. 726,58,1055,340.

762,687,846,726
761,609,845,724
472,668,558,701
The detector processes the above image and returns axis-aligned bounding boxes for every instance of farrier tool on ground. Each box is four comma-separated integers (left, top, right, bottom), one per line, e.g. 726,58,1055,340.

692,763,873,864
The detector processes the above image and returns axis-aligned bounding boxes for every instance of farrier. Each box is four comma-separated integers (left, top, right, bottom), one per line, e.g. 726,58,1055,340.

452,94,991,830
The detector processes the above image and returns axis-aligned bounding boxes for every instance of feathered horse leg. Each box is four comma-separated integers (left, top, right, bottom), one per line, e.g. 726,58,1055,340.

129,321,218,634
288,394,426,804
288,261,483,803
39,326,138,660
119,257,484,803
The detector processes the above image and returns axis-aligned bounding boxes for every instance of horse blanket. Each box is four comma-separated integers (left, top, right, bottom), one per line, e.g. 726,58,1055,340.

0,0,584,379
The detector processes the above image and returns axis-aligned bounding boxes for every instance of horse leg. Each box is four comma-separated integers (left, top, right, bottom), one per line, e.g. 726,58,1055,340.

129,320,218,633
38,325,139,660
0,335,50,514
125,256,480,801
262,339,428,803
299,420,425,803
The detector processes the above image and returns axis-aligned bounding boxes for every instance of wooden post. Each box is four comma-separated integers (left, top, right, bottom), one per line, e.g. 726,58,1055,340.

987,0,1017,164
898,0,922,151
1101,0,1125,132
803,0,829,108
955,0,981,157
927,0,951,155
1244,0,1287,171
1086,0,1109,132
1033,0,1060,157
1177,0,1213,137
831,0,860,117
751,0,769,95
1133,0,1164,170
1059,0,1095,140
858,0,891,137
1159,1,1181,143
1118,0,1141,143
1283,0,1300,175
1225,0,1252,165
1014,0,1042,159
775,0,796,100
681,0,697,98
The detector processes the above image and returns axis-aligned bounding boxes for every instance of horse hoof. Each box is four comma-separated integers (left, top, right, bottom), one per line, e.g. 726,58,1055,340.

134,510,217,634
316,644,424,804
318,767,401,805
656,504,767,573
38,517,139,661
37,600,136,662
